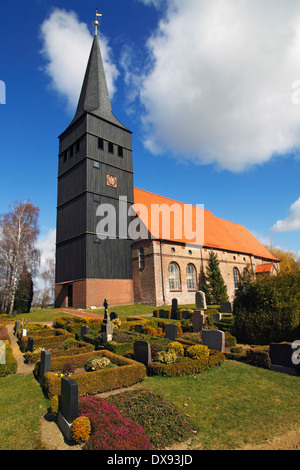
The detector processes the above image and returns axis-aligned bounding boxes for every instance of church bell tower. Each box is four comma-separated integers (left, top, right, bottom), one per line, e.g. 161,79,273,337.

55,15,134,308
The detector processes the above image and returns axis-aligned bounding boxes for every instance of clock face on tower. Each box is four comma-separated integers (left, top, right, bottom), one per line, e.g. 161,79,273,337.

106,174,117,188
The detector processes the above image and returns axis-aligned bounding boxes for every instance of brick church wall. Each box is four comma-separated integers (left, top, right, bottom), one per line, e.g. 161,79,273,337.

132,240,277,306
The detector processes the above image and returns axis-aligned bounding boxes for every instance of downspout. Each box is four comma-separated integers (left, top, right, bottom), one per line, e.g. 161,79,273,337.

160,240,166,305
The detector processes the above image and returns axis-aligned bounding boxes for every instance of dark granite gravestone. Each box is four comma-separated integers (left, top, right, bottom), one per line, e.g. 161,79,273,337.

192,310,206,333
14,321,20,335
27,337,34,352
212,313,222,322
221,302,233,313
39,350,51,383
134,341,152,366
60,376,79,423
202,330,225,352
58,376,79,441
80,325,90,339
171,298,178,320
165,324,178,340
269,343,299,376
110,312,118,321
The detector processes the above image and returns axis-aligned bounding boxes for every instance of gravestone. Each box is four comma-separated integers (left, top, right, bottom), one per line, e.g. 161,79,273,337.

80,325,90,339
165,324,178,340
110,312,118,321
134,341,152,366
269,343,299,376
14,321,20,335
39,350,51,383
0,340,5,365
202,330,225,352
58,376,79,441
212,313,222,322
134,325,143,334
171,298,178,320
101,298,113,342
221,302,233,314
22,329,27,337
196,291,207,310
192,310,206,333
27,337,34,352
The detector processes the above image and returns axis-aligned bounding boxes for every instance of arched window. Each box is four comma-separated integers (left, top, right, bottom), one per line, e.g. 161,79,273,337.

139,247,145,269
233,267,240,289
169,263,180,290
186,264,196,290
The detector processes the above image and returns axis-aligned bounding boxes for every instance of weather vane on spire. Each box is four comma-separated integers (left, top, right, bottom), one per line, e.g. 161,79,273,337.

94,7,102,36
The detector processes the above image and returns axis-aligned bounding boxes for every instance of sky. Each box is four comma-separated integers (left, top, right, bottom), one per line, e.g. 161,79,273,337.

1,0,300,288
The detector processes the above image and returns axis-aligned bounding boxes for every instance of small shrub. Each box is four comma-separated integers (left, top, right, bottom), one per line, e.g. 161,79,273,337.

166,341,184,356
112,318,121,330
71,416,92,444
150,342,166,361
85,356,111,371
156,350,177,364
246,348,271,369
107,390,193,450
79,396,150,450
186,344,209,361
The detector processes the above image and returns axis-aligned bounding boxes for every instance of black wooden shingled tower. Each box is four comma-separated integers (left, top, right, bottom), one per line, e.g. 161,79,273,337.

55,28,134,308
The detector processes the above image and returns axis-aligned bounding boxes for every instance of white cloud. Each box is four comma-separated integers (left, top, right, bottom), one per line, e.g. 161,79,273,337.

272,197,300,232
40,8,119,112
135,0,300,172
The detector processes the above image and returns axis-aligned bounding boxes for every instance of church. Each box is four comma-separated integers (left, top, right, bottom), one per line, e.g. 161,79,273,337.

54,23,279,309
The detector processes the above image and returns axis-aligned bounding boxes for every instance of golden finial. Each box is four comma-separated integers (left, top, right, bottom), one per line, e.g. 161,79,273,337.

95,8,102,36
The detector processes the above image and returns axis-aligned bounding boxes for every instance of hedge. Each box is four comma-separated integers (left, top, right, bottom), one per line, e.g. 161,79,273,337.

19,329,73,352
43,350,146,398
24,340,95,364
147,349,225,377
0,340,18,377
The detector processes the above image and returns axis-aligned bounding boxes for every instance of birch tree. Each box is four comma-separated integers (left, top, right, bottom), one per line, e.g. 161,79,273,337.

0,201,40,315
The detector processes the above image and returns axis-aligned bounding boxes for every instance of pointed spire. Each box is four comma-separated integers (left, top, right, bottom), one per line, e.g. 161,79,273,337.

70,26,127,129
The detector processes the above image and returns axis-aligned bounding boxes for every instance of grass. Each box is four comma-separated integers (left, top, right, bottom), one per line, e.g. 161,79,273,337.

5,303,221,323
1,357,300,450
141,360,300,450
0,374,49,450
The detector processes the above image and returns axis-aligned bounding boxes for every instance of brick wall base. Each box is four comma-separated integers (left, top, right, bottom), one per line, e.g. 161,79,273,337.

55,279,134,309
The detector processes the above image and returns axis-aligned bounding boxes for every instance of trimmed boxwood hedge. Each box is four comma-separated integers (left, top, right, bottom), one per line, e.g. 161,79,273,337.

42,350,146,398
19,328,73,352
147,349,225,377
24,340,95,364
0,340,18,377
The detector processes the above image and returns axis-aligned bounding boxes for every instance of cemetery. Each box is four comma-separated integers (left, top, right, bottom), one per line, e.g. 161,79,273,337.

1,284,300,450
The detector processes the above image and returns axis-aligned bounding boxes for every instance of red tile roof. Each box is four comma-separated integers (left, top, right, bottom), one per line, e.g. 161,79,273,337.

255,263,274,273
133,188,278,261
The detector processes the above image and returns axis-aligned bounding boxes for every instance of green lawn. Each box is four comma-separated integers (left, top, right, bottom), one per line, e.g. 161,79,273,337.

141,360,300,450
0,374,49,450
1,360,299,450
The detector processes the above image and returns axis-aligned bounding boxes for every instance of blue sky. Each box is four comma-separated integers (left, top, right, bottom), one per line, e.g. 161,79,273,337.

1,0,300,281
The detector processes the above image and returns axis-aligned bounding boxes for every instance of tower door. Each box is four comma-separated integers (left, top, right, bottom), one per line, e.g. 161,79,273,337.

68,284,73,308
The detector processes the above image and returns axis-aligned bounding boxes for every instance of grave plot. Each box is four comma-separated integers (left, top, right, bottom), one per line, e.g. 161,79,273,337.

41,349,147,399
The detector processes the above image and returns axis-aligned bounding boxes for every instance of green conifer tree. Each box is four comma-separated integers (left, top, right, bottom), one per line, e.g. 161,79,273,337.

202,251,229,305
